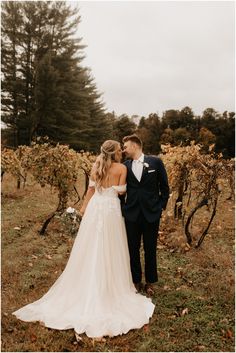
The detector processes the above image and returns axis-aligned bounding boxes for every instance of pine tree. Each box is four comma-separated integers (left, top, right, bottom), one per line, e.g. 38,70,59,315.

161,109,180,130
136,113,162,154
1,1,107,150
113,114,136,142
81,75,115,152
1,1,24,146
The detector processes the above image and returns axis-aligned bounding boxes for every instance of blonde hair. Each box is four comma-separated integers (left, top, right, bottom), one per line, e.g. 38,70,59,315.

92,140,120,189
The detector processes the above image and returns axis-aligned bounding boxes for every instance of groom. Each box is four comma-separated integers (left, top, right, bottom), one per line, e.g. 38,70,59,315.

122,134,169,296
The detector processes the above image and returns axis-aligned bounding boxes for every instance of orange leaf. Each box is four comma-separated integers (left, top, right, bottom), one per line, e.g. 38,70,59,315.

225,329,233,339
143,324,149,332
30,333,37,342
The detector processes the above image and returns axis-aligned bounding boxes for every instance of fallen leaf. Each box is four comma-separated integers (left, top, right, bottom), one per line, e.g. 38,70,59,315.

184,244,191,252
157,245,166,249
225,329,233,339
196,296,205,300
92,337,106,346
28,262,33,267
163,285,170,291
168,314,177,319
143,324,149,332
208,321,215,327
45,254,52,260
195,345,206,351
30,333,37,342
220,318,229,324
181,308,189,316
176,285,188,291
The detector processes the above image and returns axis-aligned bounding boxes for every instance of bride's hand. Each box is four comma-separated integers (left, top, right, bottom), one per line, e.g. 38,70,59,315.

79,208,85,217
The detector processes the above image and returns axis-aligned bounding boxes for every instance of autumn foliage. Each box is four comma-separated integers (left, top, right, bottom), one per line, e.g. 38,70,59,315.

2,142,234,244
161,143,234,247
2,142,95,234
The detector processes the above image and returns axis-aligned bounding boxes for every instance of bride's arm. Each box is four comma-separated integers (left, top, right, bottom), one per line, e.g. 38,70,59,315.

79,186,95,216
118,165,127,195
80,165,96,216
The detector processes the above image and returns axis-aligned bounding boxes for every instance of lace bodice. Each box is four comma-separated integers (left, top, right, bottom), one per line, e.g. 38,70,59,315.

87,180,126,218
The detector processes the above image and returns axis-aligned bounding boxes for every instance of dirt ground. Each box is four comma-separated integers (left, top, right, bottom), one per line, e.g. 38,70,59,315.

1,173,235,352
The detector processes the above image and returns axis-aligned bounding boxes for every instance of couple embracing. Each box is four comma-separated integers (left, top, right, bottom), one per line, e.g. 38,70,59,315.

13,134,169,339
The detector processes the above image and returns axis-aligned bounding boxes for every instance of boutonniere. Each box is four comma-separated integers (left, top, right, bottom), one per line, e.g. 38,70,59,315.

142,162,149,169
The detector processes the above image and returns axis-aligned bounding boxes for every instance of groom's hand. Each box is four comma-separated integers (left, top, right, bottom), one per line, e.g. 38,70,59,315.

118,193,126,205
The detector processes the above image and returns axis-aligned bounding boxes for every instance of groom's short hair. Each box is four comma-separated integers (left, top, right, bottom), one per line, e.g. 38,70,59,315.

123,134,143,148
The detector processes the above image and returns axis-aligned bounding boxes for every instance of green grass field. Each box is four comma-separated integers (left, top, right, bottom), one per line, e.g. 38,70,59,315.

1,173,235,352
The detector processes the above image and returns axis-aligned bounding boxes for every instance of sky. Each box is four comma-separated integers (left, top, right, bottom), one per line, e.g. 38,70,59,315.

72,0,235,117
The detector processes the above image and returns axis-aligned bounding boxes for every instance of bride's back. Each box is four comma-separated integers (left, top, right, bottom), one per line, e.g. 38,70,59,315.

99,162,126,188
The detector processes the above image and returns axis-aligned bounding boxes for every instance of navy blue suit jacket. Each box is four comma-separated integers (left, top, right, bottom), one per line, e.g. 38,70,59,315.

122,155,169,223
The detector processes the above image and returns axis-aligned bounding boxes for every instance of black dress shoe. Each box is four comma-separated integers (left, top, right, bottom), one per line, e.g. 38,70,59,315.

144,283,155,296
134,282,143,292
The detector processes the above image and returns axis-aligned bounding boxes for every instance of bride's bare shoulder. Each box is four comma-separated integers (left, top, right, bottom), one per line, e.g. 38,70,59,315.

113,162,127,171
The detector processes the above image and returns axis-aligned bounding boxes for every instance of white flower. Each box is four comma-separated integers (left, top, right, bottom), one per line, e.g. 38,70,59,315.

143,162,149,168
66,207,75,214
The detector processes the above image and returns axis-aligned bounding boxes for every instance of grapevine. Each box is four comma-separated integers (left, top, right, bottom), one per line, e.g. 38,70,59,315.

2,142,233,244
2,142,95,235
161,143,233,247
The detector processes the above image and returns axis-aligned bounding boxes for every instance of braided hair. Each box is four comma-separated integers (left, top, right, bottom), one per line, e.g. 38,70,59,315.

92,140,120,189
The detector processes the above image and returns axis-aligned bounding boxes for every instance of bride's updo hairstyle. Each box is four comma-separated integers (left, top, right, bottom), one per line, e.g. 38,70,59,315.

92,140,120,189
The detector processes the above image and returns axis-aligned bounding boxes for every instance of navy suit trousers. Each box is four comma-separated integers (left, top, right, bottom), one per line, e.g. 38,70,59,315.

125,212,160,284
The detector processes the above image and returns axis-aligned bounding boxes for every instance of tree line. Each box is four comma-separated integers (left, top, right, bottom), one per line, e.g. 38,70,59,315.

1,1,234,158
107,108,235,158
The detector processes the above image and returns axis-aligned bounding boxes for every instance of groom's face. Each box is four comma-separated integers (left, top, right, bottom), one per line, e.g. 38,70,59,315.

123,141,136,159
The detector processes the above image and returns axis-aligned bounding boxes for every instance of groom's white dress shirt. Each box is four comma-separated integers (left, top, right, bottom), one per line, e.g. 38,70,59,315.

132,153,144,182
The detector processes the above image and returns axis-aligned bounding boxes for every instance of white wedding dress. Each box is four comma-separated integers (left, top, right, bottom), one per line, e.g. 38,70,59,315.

13,183,155,338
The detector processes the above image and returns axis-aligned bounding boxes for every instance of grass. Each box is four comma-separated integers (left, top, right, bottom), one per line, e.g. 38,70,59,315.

1,173,235,352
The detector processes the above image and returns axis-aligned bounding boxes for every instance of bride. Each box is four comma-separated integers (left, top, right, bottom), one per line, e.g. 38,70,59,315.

13,140,155,338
